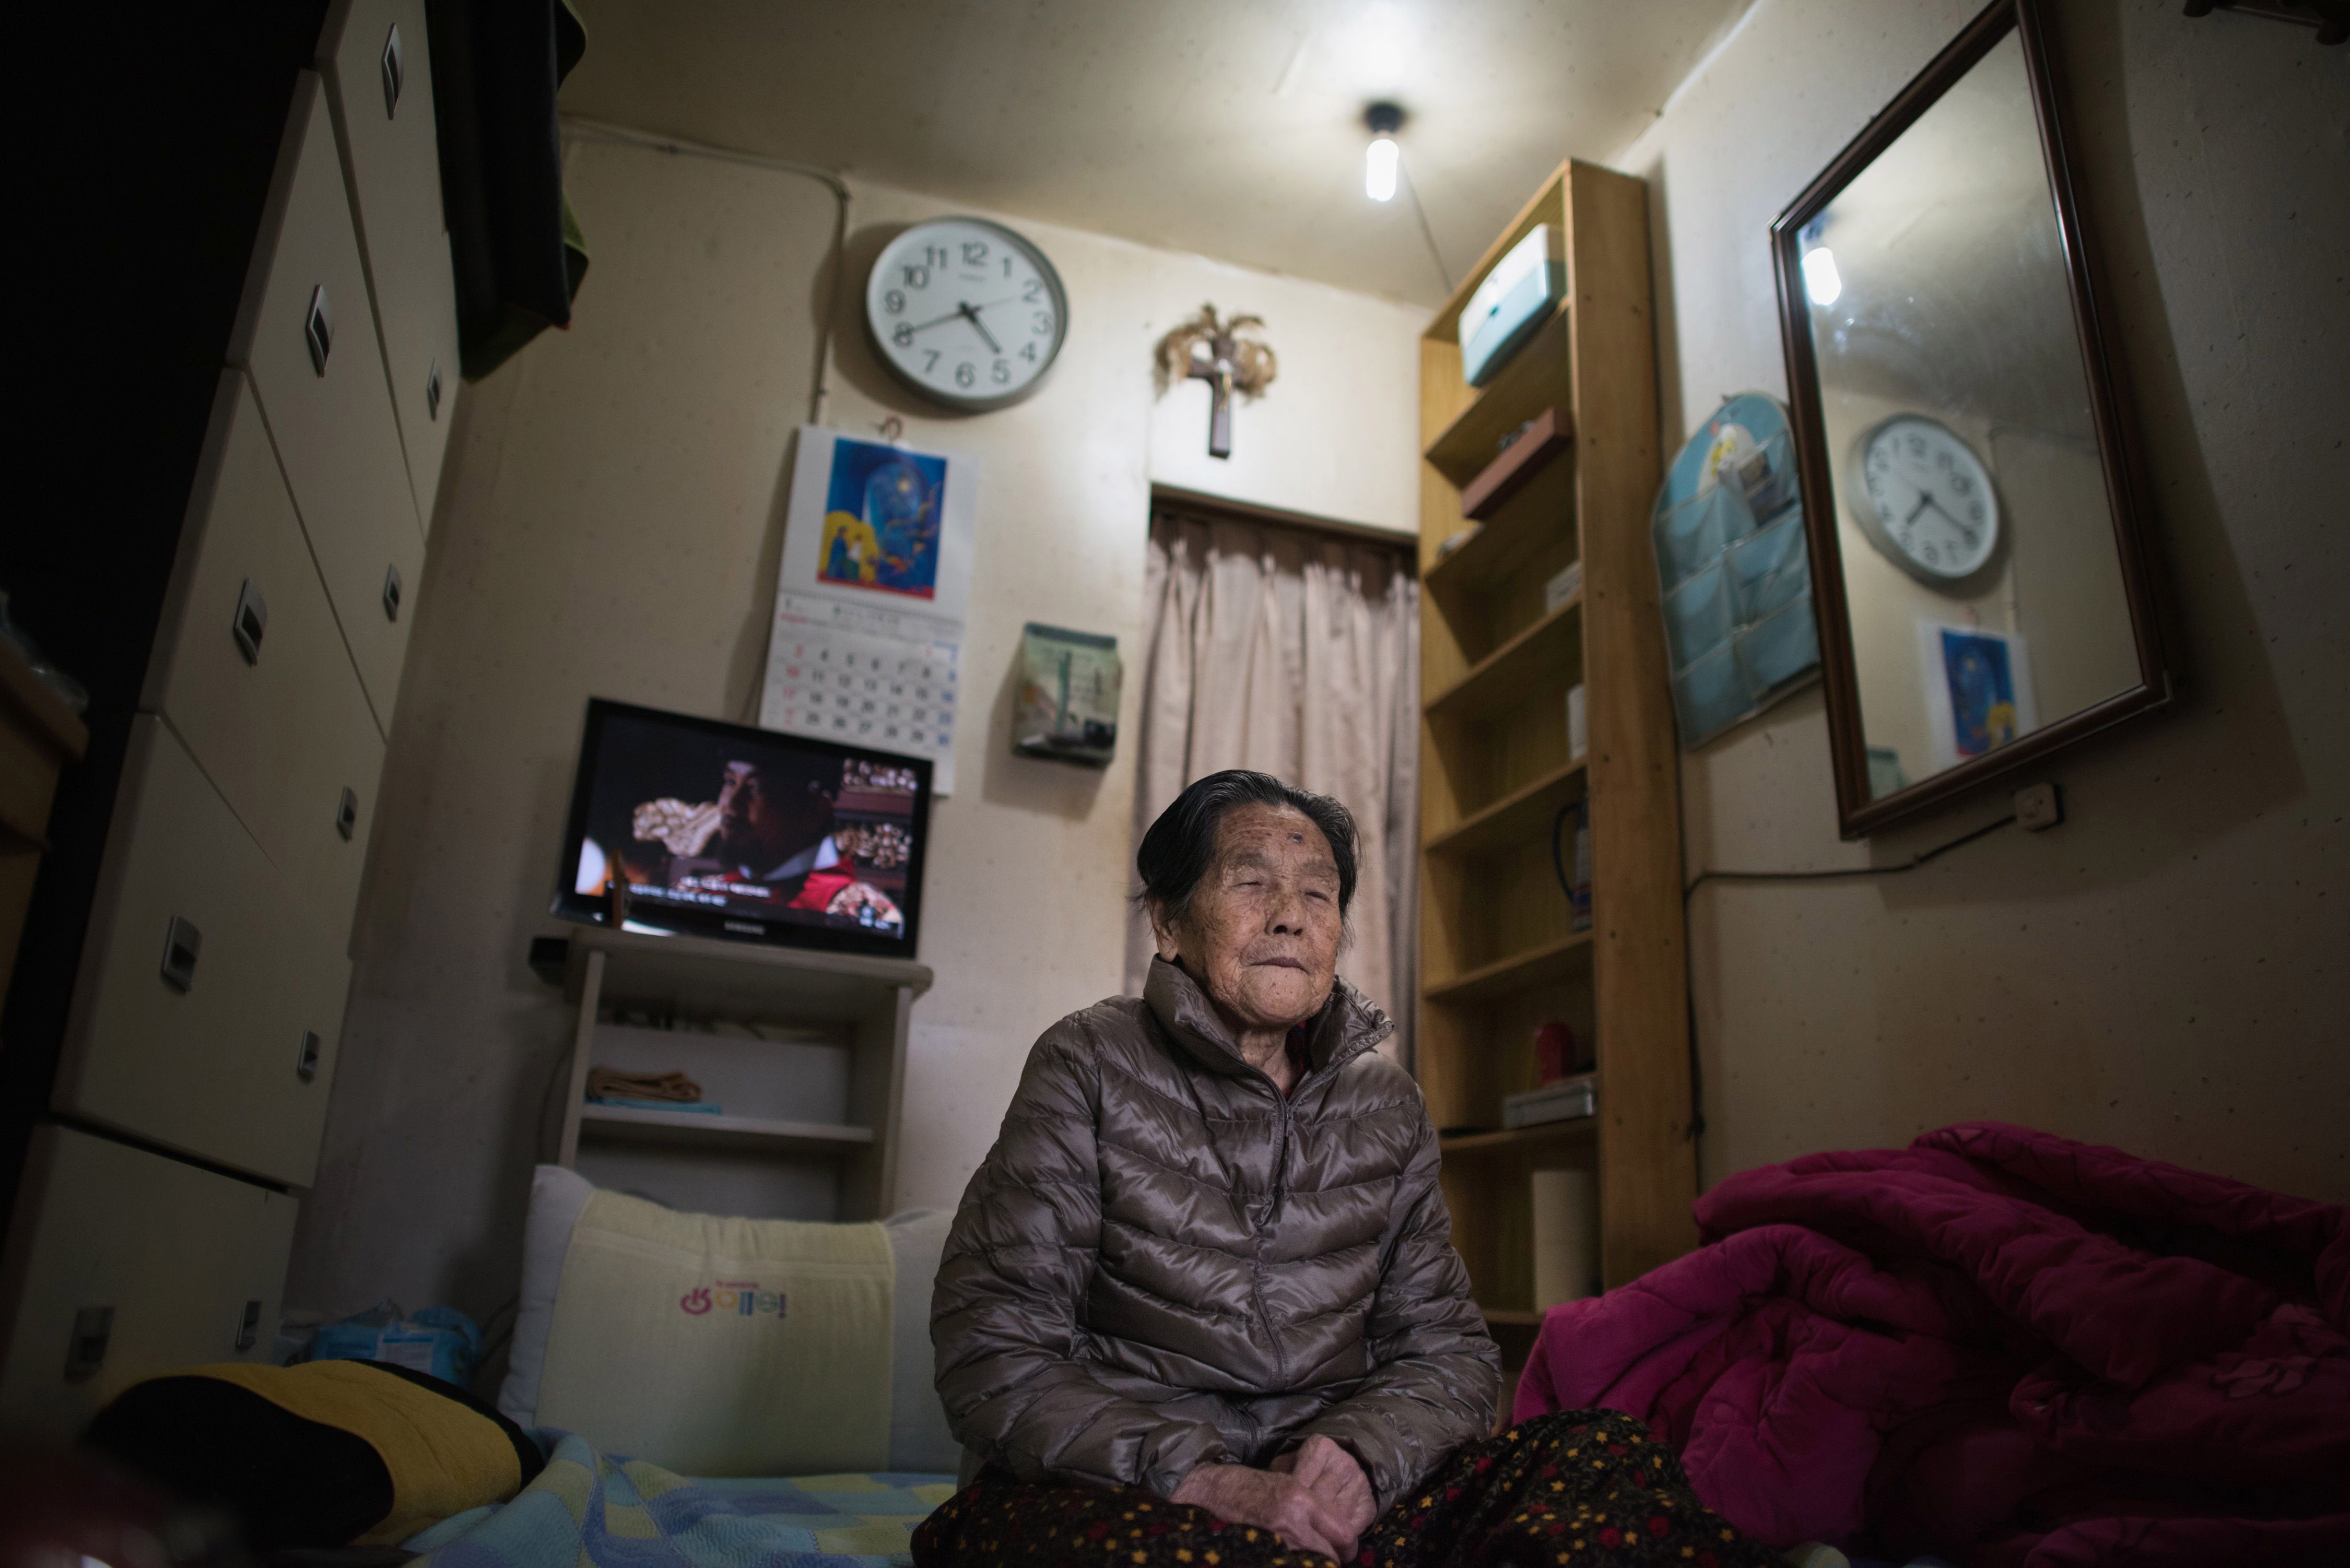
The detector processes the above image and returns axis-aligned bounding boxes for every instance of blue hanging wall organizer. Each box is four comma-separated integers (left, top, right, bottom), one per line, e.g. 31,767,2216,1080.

1650,393,1823,747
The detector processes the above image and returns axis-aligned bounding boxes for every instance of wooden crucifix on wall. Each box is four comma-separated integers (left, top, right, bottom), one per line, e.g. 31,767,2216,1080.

1156,304,1277,460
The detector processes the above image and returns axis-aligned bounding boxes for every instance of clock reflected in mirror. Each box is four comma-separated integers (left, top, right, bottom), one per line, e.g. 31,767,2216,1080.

865,217,1068,412
1848,414,2002,587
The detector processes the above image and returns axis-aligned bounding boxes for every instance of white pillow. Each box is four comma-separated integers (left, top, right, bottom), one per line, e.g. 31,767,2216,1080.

882,1206,959,1473
496,1166,959,1475
496,1164,594,1429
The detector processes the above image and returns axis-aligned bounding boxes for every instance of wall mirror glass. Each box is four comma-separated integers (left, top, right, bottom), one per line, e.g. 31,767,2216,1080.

1771,0,2171,838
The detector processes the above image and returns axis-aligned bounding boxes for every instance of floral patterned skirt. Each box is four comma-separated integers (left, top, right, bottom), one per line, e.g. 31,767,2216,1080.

911,1408,1780,1568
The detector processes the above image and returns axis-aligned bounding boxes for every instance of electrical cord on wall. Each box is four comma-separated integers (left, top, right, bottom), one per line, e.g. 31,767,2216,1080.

1676,804,2021,1154
557,117,852,727
1682,810,2017,898
558,117,850,430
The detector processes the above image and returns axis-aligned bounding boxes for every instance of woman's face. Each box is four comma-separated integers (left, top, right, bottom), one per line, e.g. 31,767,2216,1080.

1154,802,1343,1036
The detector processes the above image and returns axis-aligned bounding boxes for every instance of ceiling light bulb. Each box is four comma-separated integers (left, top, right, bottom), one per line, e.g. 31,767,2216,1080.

1366,136,1399,202
1802,246,1842,306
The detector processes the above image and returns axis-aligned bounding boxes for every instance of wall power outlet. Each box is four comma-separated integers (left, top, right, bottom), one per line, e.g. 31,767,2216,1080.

2014,782,2064,832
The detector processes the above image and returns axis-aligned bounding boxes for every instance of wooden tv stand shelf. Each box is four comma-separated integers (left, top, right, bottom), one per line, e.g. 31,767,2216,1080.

548,925,931,1220
1415,159,1696,1319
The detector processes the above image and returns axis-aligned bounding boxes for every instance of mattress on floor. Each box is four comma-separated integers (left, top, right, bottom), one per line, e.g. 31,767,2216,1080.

403,1432,956,1567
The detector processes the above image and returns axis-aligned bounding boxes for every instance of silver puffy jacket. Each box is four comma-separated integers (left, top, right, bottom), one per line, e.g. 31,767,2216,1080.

930,956,1500,1512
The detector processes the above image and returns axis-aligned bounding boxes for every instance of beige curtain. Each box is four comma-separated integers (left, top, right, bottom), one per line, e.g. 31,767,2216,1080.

1125,508,1421,1066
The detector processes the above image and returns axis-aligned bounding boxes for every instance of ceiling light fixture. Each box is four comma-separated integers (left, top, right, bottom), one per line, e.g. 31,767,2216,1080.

1365,102,1403,202
1802,246,1842,306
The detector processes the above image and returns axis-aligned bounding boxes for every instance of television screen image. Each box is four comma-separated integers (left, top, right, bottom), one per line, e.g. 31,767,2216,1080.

553,699,932,957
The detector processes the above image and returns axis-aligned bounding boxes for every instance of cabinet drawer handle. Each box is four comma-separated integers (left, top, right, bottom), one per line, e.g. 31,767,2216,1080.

66,1305,114,1380
426,358,443,422
296,1029,323,1082
381,22,404,120
336,786,359,840
160,915,202,992
305,286,333,376
234,1298,263,1353
233,579,268,665
382,562,402,622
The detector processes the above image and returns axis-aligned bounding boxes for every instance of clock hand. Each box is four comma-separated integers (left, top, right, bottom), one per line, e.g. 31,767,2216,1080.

1923,494,1975,538
958,301,1002,353
1902,492,1934,526
901,293,1021,333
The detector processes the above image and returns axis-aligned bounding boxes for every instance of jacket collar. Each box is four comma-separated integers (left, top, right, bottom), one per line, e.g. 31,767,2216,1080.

1144,956,1394,1081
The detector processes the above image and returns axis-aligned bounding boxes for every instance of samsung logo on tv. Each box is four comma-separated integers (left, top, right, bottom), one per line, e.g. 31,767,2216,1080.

723,920,762,935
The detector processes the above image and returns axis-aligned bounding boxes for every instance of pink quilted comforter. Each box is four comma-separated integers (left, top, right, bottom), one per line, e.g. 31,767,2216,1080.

1513,1123,2348,1566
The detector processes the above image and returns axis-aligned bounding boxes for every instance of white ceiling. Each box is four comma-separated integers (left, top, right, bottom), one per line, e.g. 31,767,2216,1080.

559,0,1755,310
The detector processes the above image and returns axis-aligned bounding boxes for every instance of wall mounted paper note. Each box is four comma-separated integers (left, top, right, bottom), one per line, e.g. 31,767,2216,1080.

762,593,960,790
762,428,979,792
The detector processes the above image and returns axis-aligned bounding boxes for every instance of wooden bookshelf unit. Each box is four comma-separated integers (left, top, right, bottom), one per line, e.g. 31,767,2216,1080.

1416,160,1696,1322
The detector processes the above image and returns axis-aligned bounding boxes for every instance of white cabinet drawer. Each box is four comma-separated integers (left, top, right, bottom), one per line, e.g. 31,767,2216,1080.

319,0,461,525
55,718,351,1187
230,70,424,733
147,370,386,937
0,1126,296,1444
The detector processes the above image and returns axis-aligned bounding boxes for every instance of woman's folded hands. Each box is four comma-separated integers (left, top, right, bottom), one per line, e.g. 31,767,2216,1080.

1170,1435,1377,1563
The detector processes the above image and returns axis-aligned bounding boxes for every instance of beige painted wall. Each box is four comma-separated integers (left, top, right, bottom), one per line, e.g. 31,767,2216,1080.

1623,0,2349,1200
284,139,1424,1316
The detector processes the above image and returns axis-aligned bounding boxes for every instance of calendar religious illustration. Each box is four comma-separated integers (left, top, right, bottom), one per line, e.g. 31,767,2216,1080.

759,592,961,792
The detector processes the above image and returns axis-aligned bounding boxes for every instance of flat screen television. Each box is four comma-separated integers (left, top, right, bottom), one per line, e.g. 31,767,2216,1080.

552,698,932,958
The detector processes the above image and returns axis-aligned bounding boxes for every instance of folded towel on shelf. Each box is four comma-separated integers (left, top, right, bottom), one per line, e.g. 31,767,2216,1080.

588,1095,722,1114
585,1068,701,1102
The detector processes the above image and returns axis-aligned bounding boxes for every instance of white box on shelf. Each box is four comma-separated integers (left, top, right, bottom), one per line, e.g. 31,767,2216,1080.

1502,1074,1596,1129
1459,225,1565,387
1567,683,1587,762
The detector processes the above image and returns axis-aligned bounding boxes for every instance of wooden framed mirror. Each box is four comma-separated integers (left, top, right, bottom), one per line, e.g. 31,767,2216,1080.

1771,0,2173,838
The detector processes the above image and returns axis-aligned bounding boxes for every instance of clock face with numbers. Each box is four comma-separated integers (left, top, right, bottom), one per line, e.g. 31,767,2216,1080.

1847,414,2002,586
864,218,1068,411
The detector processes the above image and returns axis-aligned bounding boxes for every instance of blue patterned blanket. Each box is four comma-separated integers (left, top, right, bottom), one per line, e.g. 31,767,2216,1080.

404,1431,956,1567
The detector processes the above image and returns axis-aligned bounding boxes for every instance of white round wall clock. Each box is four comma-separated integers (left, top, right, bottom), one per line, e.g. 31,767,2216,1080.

1846,413,2002,585
864,218,1068,411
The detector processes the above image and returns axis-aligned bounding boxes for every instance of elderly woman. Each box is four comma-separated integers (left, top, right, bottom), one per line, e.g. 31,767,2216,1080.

919,772,1770,1568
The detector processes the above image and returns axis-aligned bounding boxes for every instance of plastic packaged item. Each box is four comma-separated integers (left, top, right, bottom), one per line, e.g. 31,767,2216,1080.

1565,683,1587,762
1731,428,1800,518
308,1302,483,1387
1661,562,1733,670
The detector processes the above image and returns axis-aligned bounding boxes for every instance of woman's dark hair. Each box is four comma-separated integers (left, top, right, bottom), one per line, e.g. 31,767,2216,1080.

1136,770,1358,925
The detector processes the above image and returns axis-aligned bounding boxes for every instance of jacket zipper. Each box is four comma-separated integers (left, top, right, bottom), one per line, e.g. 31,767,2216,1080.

1249,1070,1307,1388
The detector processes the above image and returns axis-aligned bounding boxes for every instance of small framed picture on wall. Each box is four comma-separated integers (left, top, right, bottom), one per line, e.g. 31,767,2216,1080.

1918,620,2038,774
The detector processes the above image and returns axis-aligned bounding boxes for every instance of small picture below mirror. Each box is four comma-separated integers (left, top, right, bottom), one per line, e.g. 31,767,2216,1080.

1771,0,2172,837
